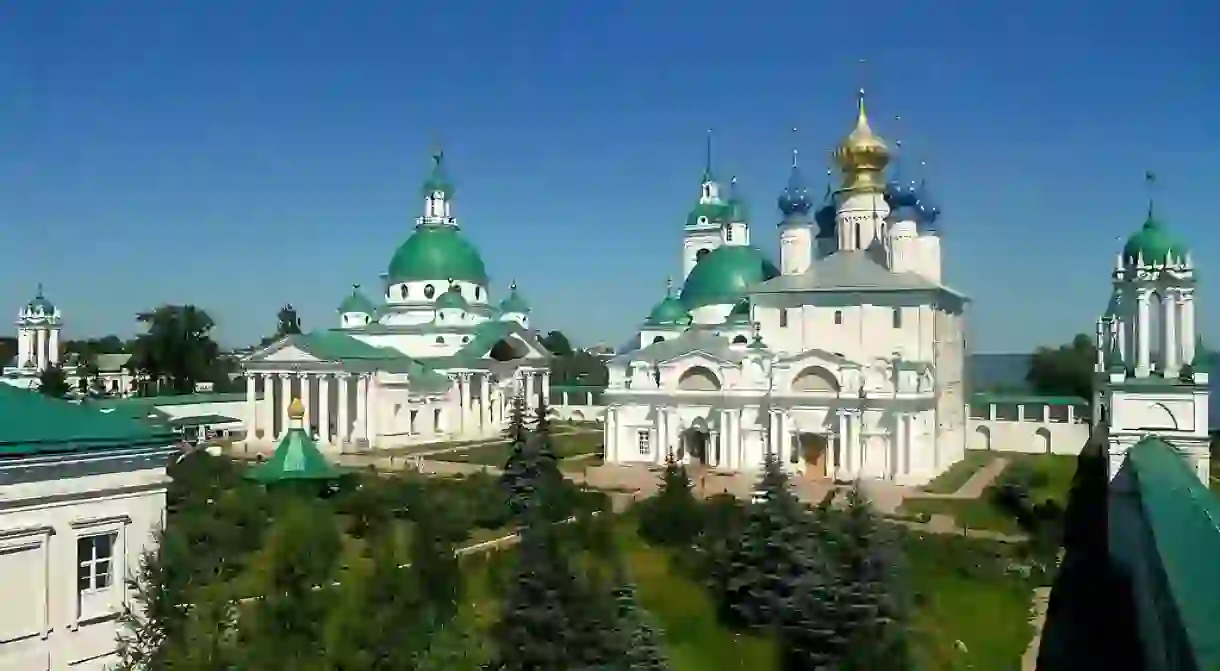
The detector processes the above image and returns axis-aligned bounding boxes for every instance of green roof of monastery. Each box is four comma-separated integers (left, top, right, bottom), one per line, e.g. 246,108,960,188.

420,151,455,198
386,225,489,285
1123,208,1188,265
680,245,780,309
498,282,530,314
246,398,338,483
434,284,470,311
0,385,176,457
1124,436,1220,668
338,284,377,314
262,332,452,393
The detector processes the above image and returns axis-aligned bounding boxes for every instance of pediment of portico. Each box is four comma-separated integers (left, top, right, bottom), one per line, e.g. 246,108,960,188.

243,337,323,366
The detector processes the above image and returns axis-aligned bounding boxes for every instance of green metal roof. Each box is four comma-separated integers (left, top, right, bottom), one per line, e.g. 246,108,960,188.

685,200,733,228
643,285,690,327
168,414,241,428
264,332,452,394
245,400,337,483
498,283,530,314
338,284,377,314
0,385,176,457
1123,210,1187,265
970,392,1089,406
386,226,489,285
680,245,780,309
1125,436,1220,669
434,284,470,311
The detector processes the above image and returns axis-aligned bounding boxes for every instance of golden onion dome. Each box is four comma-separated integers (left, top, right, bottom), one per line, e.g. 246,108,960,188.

832,90,890,186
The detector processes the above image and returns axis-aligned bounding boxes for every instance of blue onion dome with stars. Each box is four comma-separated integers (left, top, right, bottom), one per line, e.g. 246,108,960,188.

777,150,813,218
885,179,942,232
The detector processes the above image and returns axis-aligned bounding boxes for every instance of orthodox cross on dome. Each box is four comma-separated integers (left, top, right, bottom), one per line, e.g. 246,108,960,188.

35,282,44,298
703,128,715,182
1145,170,1158,218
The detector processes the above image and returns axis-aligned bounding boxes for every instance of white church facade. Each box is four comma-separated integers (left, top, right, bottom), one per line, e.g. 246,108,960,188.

603,95,968,486
239,152,552,452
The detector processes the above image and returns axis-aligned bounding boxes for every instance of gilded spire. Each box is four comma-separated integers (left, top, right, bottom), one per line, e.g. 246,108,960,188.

832,88,891,193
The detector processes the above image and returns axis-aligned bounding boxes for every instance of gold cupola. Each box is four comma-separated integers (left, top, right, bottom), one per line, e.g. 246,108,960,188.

832,89,891,193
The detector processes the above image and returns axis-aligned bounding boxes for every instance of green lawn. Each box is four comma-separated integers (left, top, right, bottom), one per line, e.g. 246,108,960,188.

438,431,603,465
921,452,996,494
901,453,1080,535
905,531,1037,670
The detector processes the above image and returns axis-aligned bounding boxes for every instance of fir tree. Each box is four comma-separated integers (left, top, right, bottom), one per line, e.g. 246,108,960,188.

609,579,669,670
114,528,191,670
638,454,701,548
721,453,825,629
828,482,912,670
500,393,563,522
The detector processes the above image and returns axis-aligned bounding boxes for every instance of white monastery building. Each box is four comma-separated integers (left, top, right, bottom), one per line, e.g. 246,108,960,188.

0,385,177,670
240,152,552,452
603,94,968,485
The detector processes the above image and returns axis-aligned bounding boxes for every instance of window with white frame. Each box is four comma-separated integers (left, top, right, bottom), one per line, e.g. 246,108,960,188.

637,430,651,455
77,533,116,594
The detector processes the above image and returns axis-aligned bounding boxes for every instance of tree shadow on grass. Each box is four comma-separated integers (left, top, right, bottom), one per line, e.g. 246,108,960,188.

1036,422,1142,670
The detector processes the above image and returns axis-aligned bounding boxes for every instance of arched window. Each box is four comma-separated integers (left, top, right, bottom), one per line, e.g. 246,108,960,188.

474,286,481,300
399,285,408,299
462,336,470,344
435,336,444,344
696,248,710,261
652,335,665,344
424,284,436,299
732,335,748,344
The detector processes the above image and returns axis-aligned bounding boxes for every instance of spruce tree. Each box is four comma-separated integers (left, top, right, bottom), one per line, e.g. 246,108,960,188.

828,482,912,669
500,392,564,522
639,454,701,548
500,393,536,519
721,453,825,629
609,579,669,670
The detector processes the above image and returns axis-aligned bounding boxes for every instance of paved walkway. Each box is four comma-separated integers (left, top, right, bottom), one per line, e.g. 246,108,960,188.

905,456,1010,501
1022,587,1052,671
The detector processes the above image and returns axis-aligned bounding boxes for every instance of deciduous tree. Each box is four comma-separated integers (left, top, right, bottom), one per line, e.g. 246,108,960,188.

128,305,222,395
37,363,71,398
1027,334,1095,400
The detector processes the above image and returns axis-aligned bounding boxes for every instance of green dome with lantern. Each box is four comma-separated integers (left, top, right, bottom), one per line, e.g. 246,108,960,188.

337,284,377,314
498,281,530,314
434,283,470,311
680,245,780,310
644,279,691,326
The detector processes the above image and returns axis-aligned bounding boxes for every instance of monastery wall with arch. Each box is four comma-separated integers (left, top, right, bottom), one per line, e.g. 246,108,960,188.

966,393,1091,456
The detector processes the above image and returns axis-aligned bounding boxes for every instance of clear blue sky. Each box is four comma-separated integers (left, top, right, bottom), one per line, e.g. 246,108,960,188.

3,0,1218,352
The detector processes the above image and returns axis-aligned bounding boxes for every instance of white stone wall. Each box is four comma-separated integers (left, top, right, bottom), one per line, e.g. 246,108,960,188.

1103,381,1211,483
0,449,171,671
753,301,936,364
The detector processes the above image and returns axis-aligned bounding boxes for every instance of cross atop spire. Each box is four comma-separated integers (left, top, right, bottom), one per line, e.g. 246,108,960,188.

1146,170,1158,219
703,128,715,182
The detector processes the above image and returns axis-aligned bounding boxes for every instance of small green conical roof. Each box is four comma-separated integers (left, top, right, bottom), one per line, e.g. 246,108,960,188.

421,150,455,198
726,176,749,222
337,283,377,314
246,398,338,484
498,281,530,314
435,281,470,311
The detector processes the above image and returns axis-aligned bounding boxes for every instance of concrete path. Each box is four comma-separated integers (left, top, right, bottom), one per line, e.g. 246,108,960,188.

906,456,1010,501
1022,587,1052,671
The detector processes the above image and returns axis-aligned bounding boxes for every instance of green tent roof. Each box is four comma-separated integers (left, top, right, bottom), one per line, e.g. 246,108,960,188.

0,385,176,457
245,399,338,483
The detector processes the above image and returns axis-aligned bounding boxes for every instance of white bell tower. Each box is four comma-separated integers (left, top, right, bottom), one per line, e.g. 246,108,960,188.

16,284,62,371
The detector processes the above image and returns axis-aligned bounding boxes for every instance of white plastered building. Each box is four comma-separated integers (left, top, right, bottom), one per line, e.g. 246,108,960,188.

240,152,552,452
603,96,969,485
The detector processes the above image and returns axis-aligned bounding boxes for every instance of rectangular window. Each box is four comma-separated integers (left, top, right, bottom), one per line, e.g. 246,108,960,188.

726,227,734,242
409,409,418,433
637,430,651,455
779,310,789,328
892,307,903,329
77,533,116,594
834,310,843,325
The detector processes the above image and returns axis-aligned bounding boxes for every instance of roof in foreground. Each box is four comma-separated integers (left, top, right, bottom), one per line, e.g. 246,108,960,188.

751,250,968,299
0,385,177,457
246,399,338,483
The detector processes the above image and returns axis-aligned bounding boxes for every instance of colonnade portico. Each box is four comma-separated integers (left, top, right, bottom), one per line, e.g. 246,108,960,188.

241,366,550,451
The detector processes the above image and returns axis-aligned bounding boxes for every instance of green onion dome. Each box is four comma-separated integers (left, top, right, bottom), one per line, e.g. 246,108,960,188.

498,281,530,314
680,245,780,309
644,279,691,326
434,282,470,311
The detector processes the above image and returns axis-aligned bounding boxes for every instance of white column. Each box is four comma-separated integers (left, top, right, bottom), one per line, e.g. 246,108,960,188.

279,375,291,438
524,371,535,408
722,409,734,470
298,373,313,435
355,375,368,442
1136,289,1151,375
34,329,44,370
366,375,379,447
260,374,275,440
459,372,472,435
655,406,666,463
336,374,350,445
604,406,616,462
48,329,60,365
1182,291,1196,365
318,374,331,446
541,372,551,405
893,414,906,481
480,374,491,431
245,374,257,439
1163,291,1178,377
